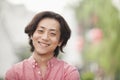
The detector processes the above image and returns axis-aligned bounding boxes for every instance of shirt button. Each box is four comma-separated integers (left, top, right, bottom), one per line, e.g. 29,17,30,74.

38,71,41,74
33,60,36,63
32,65,35,68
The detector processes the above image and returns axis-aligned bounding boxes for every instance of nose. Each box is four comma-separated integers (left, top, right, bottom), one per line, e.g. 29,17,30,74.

41,32,49,41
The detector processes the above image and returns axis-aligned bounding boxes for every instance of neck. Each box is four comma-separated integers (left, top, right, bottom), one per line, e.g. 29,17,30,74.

33,51,54,65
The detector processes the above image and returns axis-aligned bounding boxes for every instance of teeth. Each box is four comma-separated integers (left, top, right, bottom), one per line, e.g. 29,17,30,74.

40,43,48,47
38,41,49,47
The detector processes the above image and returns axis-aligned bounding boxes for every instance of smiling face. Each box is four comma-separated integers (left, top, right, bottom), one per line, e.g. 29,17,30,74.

31,18,61,56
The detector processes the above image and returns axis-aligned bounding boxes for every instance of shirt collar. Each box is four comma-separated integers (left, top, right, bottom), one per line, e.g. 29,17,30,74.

28,56,58,68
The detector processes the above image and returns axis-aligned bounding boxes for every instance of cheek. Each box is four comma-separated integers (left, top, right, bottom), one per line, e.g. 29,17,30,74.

31,35,39,46
52,37,60,45
32,33,39,40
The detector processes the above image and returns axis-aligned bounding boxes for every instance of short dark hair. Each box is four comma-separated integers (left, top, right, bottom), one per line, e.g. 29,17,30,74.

25,11,71,57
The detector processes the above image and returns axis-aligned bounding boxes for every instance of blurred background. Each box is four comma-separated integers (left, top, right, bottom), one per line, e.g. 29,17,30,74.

0,0,120,80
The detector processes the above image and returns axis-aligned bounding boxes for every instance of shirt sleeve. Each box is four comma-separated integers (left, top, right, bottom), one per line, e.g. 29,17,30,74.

64,65,80,80
5,67,18,80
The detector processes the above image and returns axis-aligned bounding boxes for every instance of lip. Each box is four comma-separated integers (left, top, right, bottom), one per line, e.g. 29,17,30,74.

38,41,50,47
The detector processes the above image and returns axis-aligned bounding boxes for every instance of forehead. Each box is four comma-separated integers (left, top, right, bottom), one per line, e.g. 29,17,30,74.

37,18,60,31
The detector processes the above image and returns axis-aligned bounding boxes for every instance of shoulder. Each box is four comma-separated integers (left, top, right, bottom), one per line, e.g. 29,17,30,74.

57,59,80,80
56,58,77,71
10,59,28,71
5,59,28,80
63,60,78,74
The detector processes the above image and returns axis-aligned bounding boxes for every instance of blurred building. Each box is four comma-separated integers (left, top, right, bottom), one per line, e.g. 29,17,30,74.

0,0,34,78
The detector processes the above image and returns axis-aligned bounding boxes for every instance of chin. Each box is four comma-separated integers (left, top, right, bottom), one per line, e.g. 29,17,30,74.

36,51,47,54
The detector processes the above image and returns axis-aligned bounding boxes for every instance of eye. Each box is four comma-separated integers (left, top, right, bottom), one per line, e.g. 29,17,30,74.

37,30,44,34
50,33,56,36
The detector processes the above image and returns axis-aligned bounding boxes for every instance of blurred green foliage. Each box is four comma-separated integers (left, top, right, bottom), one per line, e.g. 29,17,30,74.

0,78,3,80
73,0,120,79
81,72,94,80
15,45,31,61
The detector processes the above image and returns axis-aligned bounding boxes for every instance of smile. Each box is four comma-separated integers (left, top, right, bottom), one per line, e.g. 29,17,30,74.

38,41,50,47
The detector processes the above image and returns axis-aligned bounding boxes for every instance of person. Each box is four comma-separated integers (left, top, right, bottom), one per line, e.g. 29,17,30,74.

5,11,80,80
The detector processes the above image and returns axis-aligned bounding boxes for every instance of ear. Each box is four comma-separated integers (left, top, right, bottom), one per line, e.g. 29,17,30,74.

58,41,62,47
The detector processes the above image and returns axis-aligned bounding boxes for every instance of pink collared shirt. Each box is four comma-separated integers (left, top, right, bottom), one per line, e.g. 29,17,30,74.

5,56,80,80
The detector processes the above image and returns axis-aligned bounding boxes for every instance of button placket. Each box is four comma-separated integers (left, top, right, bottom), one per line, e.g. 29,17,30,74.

38,71,41,75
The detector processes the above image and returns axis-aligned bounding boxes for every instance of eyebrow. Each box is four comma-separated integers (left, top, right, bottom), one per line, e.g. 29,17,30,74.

39,26,45,29
39,26,58,32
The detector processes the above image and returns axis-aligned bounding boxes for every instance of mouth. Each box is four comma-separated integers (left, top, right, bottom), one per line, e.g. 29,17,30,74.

38,41,50,47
